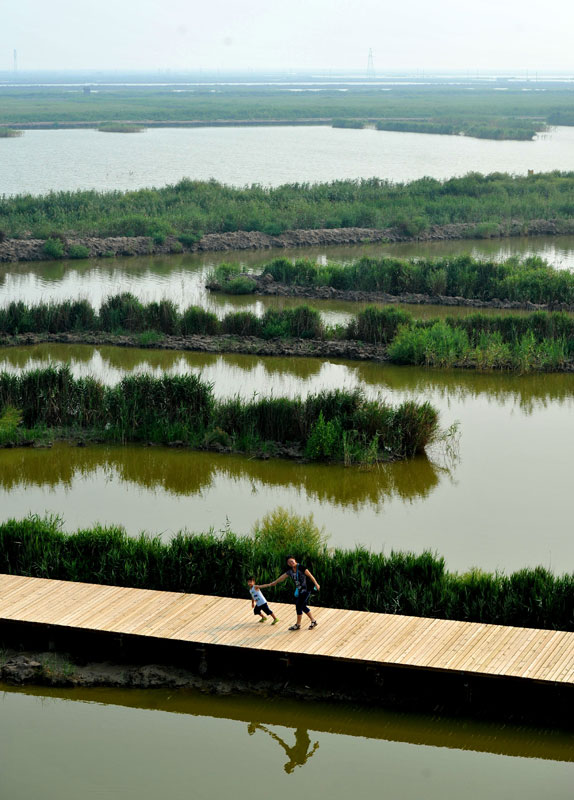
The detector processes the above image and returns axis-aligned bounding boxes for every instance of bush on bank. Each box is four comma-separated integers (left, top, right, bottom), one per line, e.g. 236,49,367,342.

0,516,572,631
0,367,439,461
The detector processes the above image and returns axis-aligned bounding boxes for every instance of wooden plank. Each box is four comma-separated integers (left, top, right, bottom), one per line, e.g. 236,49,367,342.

0,575,572,686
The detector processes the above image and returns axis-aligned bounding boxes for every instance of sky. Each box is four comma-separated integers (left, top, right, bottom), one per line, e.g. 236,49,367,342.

1,0,573,74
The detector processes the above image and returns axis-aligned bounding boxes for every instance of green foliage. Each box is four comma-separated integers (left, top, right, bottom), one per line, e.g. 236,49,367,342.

67,244,91,260
43,238,65,259
1,517,572,630
252,507,327,556
304,412,343,461
332,119,366,129
99,293,147,332
347,306,413,344
180,306,220,335
2,172,574,241
225,276,257,294
262,254,574,305
0,368,438,459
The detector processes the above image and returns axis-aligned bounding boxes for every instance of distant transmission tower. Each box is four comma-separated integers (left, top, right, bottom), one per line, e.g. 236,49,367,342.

367,49,375,79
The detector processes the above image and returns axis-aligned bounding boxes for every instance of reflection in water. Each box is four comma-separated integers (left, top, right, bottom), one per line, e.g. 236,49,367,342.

248,724,319,774
0,443,441,509
2,344,574,415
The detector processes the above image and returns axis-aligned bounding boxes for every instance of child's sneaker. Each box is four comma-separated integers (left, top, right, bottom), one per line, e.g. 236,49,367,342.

258,616,267,623
271,618,279,625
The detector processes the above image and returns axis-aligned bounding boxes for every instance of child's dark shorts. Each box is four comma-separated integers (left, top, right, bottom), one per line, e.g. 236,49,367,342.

254,603,273,616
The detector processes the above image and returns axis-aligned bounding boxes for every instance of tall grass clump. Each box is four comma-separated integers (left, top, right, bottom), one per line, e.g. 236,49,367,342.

1,516,572,630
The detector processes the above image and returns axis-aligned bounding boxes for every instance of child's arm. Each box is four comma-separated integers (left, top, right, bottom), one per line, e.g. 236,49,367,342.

256,574,288,590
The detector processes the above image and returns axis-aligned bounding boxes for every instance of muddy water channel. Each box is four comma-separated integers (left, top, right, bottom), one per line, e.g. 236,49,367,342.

2,344,574,572
2,236,574,326
1,686,572,800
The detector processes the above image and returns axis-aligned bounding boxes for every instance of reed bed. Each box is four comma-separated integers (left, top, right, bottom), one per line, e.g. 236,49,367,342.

2,294,574,372
1,172,574,241
0,366,439,461
261,254,574,305
0,516,571,631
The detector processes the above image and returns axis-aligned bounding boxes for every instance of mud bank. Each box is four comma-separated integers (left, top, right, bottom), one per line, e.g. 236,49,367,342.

0,650,348,702
0,331,388,362
248,275,574,313
0,219,568,263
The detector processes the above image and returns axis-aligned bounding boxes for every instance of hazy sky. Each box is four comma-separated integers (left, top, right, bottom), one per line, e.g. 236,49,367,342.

2,0,573,73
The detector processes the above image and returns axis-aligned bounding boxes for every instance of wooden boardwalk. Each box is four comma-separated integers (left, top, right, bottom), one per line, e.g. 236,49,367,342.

1,574,573,685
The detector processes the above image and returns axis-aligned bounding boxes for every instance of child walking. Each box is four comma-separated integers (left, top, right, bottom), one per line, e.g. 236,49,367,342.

248,576,279,624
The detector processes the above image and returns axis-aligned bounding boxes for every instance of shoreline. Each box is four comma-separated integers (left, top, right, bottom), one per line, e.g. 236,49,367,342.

3,330,574,373
243,274,574,313
0,219,570,264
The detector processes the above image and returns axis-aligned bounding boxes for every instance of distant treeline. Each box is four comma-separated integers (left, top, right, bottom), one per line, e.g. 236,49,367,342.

0,366,439,462
1,517,572,630
332,118,542,140
1,172,574,240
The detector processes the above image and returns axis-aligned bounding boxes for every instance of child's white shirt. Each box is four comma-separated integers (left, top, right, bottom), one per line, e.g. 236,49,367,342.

249,586,267,606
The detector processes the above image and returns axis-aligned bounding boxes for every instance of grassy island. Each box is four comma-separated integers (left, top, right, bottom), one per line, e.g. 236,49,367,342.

0,366,439,463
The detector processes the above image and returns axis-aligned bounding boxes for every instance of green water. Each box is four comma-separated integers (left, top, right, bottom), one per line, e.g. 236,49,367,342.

2,345,574,572
2,235,574,326
0,687,572,799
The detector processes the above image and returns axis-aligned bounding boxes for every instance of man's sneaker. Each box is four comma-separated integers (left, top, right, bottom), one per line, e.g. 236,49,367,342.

308,620,318,629
288,623,301,631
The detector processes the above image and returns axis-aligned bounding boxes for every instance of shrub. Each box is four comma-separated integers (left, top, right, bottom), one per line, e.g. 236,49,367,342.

180,306,219,336
67,244,91,260
220,312,262,337
252,507,327,555
225,276,257,294
305,412,343,461
43,238,65,259
99,293,147,332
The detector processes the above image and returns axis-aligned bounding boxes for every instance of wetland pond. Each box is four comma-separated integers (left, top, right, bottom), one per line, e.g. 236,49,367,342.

2,125,574,195
2,344,574,573
1,686,572,800
2,235,574,327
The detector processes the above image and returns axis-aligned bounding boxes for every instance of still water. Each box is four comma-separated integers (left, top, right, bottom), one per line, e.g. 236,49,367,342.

2,346,574,572
0,687,572,800
1,125,574,195
2,236,574,326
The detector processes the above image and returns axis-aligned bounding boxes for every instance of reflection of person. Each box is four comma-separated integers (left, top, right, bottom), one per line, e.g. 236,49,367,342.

257,556,320,631
247,576,278,625
248,723,319,774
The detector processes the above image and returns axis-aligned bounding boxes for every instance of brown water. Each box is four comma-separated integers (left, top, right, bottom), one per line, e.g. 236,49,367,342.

2,235,574,326
0,686,572,800
2,345,574,572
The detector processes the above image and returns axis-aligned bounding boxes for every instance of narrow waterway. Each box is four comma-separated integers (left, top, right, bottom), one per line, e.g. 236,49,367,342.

2,346,573,572
2,236,574,325
0,687,571,800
